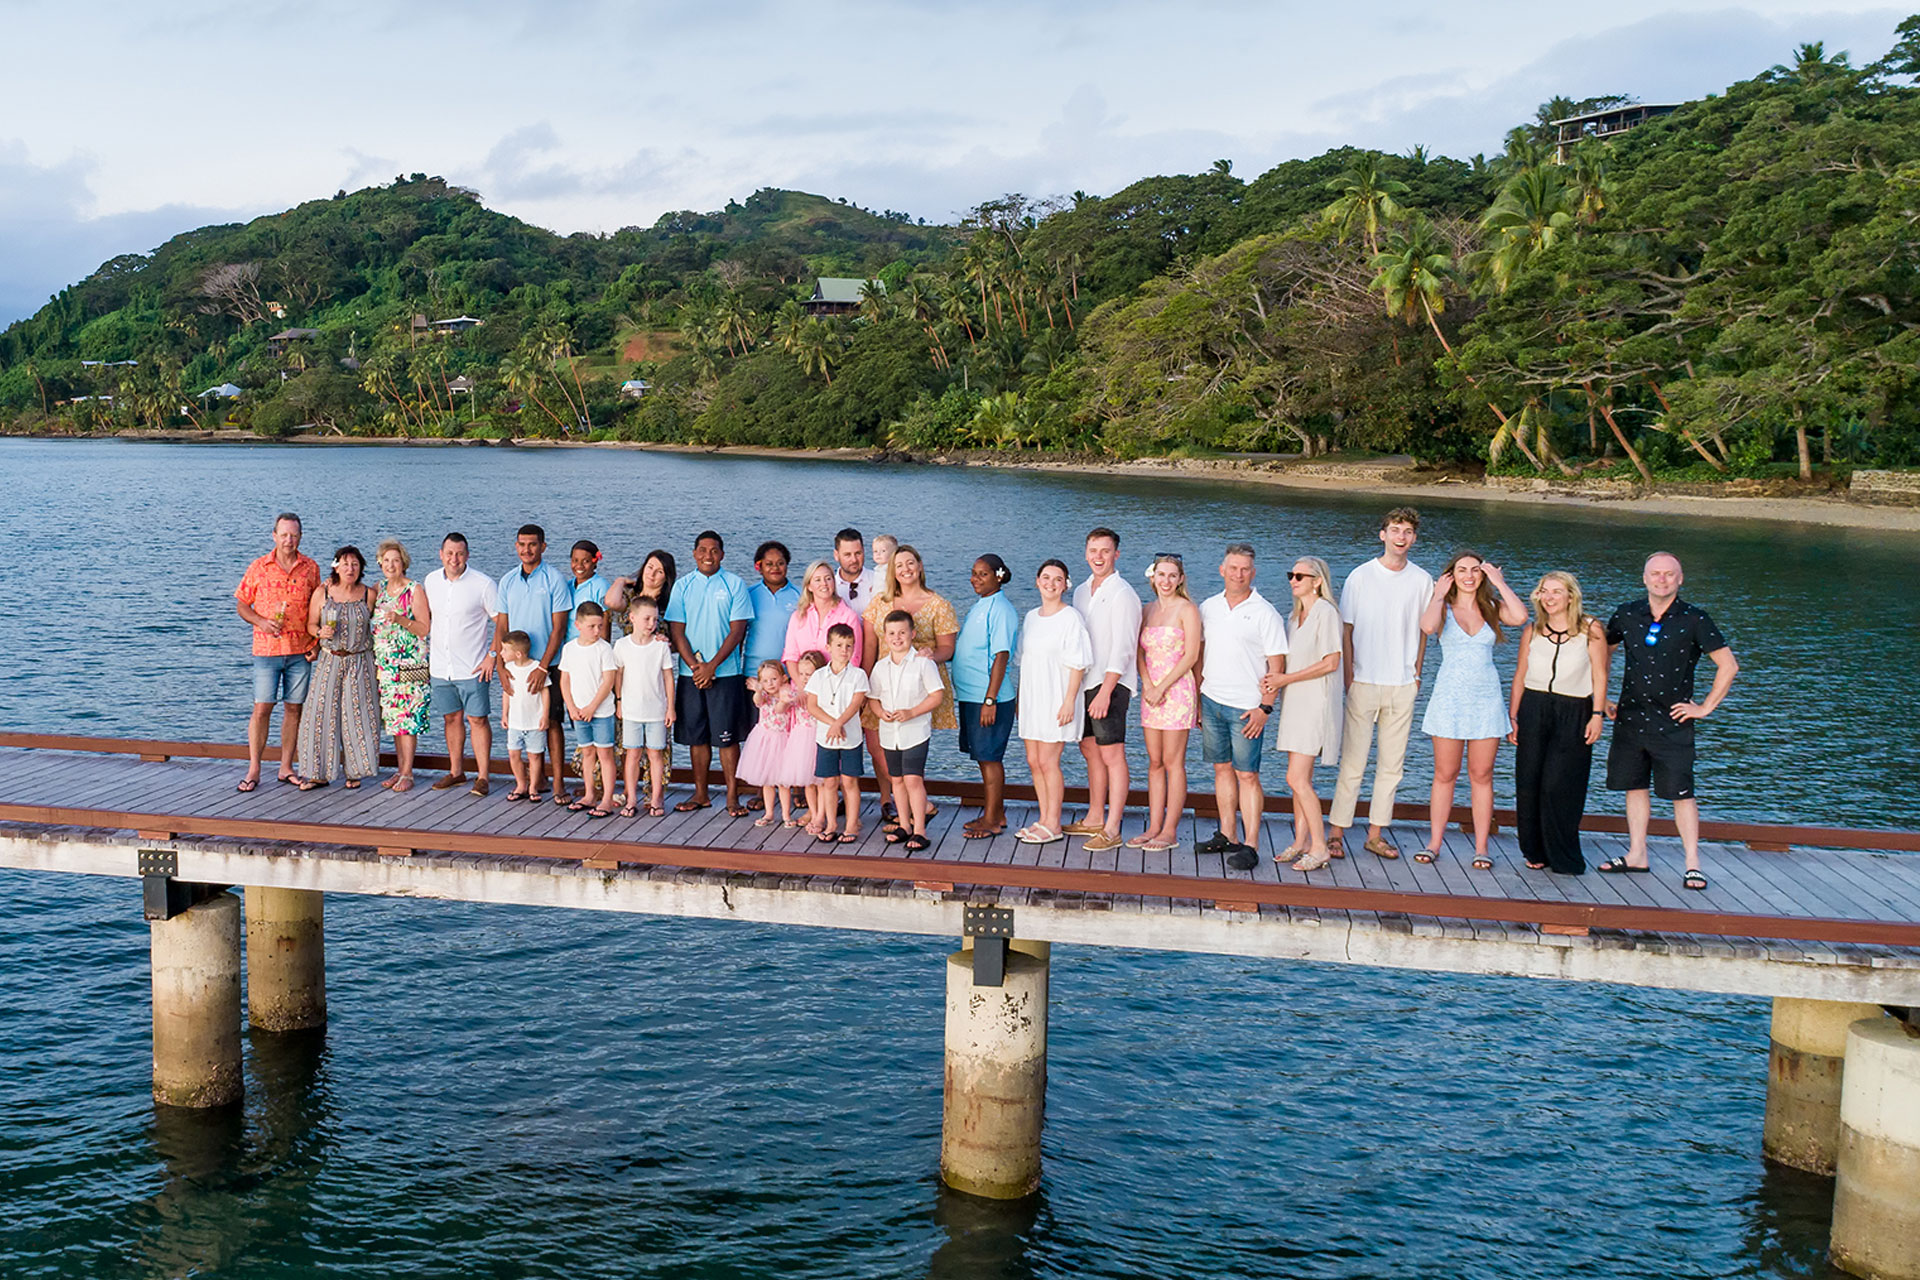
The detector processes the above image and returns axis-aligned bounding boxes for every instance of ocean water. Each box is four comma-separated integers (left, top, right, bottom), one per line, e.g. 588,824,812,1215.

0,439,1912,1279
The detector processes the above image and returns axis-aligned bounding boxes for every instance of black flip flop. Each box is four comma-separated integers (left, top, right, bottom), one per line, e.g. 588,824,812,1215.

903,834,931,852
1597,857,1651,873
1683,869,1709,891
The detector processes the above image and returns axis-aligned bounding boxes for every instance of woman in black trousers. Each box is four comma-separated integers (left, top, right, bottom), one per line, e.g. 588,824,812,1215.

1507,572,1608,873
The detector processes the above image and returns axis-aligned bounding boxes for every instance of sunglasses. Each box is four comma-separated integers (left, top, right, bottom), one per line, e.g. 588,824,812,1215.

1151,552,1183,565
1643,621,1663,646
1287,571,1318,581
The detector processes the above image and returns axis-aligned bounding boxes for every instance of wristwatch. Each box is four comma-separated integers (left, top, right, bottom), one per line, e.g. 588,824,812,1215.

982,697,996,706
1257,702,1274,714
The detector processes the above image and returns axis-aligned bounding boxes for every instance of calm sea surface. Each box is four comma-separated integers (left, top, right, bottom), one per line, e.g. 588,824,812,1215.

2,439,1915,1279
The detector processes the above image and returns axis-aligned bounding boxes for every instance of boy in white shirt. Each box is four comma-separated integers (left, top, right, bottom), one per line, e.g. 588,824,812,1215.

500,631,549,802
558,601,621,818
805,622,870,844
614,598,676,818
870,610,945,851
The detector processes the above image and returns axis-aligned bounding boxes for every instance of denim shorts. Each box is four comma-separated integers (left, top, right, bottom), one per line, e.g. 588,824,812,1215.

815,742,864,778
430,677,491,719
956,701,1014,764
506,727,545,755
571,715,617,748
1200,694,1265,772
882,741,930,778
252,653,313,706
622,718,669,750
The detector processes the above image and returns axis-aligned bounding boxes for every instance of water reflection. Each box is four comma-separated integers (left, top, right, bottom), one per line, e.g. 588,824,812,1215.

928,1181,1044,1280
143,1101,247,1276
1743,1161,1838,1277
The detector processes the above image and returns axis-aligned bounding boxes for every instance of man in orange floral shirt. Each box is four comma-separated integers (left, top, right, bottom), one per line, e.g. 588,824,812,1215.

234,512,321,791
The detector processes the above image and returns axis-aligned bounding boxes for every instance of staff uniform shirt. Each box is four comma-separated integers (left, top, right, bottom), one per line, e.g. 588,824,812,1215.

1606,597,1729,739
1072,573,1143,693
424,567,500,680
834,566,878,609
745,580,803,669
558,638,621,720
664,566,755,678
807,662,871,747
952,591,1019,703
566,574,609,642
869,651,944,751
1198,589,1290,710
498,562,573,662
613,634,674,723
235,552,320,656
1339,558,1434,686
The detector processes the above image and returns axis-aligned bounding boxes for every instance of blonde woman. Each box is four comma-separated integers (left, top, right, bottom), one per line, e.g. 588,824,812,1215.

1507,571,1607,874
1268,557,1344,871
861,545,958,826
372,539,432,790
1132,553,1200,852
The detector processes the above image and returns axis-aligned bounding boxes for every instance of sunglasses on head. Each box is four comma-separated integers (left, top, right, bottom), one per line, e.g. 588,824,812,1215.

1151,552,1183,565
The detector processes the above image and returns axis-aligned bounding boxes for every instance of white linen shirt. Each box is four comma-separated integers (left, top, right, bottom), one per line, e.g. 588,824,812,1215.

1071,572,1143,693
1198,589,1290,709
424,567,500,681
869,651,944,750
806,662,871,747
1338,558,1434,686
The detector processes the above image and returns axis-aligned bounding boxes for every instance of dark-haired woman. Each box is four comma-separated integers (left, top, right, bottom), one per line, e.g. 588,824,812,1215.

1417,552,1527,867
955,555,1019,839
296,546,381,790
606,549,676,631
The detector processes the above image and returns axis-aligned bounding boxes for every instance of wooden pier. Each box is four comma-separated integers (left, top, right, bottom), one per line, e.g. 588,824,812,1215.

2,734,1917,1274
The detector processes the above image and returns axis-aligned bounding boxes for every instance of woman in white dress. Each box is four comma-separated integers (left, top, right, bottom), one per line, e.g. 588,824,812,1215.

1015,558,1091,845
1266,556,1344,871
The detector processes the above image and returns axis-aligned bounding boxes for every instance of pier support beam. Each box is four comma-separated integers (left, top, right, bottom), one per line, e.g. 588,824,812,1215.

150,891,242,1108
941,948,1047,1200
1831,1018,1920,1280
1764,998,1887,1174
244,887,326,1032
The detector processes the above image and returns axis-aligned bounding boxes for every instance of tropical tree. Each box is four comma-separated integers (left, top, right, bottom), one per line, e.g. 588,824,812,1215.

1323,154,1411,254
1473,167,1576,293
796,320,839,385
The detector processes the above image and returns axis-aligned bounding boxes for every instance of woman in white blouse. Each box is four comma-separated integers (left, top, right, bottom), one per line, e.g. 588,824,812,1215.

1015,559,1091,845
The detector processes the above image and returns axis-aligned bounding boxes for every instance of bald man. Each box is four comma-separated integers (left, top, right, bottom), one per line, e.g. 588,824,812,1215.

1598,552,1738,889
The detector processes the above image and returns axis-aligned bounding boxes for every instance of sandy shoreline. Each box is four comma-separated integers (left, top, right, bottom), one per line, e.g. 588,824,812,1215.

11,429,1920,533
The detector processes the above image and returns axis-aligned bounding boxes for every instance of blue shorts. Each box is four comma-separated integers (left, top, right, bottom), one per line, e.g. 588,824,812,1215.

252,653,313,706
506,727,545,755
956,701,1014,764
1200,695,1264,772
571,716,617,748
430,677,491,719
815,742,864,778
622,719,669,750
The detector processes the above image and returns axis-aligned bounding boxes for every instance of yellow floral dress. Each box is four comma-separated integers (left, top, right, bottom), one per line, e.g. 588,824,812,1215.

863,591,959,729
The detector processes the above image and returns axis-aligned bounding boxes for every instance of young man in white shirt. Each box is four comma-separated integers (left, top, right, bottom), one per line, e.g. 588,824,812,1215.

832,527,878,607
1195,543,1289,870
1064,527,1142,852
423,532,500,796
1328,508,1434,859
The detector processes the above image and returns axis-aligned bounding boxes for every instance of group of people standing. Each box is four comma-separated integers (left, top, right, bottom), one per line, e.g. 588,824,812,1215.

234,506,1738,887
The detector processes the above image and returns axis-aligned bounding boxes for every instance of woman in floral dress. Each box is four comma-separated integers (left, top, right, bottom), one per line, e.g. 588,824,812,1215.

373,539,433,791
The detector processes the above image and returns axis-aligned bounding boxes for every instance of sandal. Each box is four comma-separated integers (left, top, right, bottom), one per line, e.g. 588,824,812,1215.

1472,855,1493,870
754,816,777,828
1141,839,1178,853
837,828,862,843
1326,831,1347,859
1525,859,1548,871
884,829,907,844
1276,842,1309,864
675,799,711,813
1294,848,1333,872
963,824,1006,840
1016,826,1063,845
1597,856,1650,874
815,831,839,844
296,777,327,792
645,805,666,817
235,777,259,793
1414,846,1440,864
903,834,931,852
392,775,414,792
585,807,615,820
1363,835,1399,860
506,789,530,802
568,799,590,812
1683,868,1709,891
725,805,752,818
619,805,638,818
343,780,361,790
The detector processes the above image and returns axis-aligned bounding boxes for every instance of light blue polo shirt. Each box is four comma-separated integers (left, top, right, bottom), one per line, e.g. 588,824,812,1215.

663,566,756,677
745,580,802,669
497,562,574,663
952,591,1019,703
566,574,609,641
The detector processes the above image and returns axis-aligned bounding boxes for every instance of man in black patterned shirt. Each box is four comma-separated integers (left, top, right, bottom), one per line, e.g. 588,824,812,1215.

1598,552,1739,889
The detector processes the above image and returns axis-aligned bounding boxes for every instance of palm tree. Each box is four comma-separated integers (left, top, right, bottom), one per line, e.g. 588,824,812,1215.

1474,167,1575,292
941,284,977,347
1323,155,1410,255
1370,221,1456,352
1211,159,1233,176
796,320,838,385
501,348,568,435
899,279,949,370
772,300,807,354
857,279,889,325
717,293,756,356
1565,143,1611,225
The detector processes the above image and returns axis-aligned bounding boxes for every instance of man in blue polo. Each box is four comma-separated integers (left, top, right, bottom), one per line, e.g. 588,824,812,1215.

665,529,756,816
494,524,574,803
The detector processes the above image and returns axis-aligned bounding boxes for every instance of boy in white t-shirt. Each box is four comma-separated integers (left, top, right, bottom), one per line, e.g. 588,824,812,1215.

614,598,676,818
500,631,549,802
870,610,945,851
1329,507,1435,859
558,601,621,818
805,622,869,844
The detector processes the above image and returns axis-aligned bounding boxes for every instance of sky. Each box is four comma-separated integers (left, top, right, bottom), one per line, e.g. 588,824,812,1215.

0,1,1909,326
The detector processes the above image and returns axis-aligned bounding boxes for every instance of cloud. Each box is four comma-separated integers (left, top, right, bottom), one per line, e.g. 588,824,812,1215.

470,123,685,204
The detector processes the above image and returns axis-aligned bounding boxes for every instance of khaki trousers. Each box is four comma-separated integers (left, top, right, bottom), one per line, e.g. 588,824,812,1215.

1329,681,1418,830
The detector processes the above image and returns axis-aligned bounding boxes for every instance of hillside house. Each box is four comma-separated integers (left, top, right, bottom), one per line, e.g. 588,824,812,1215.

805,277,880,317
620,379,651,399
266,328,320,357
446,376,475,396
1552,102,1682,163
433,315,484,333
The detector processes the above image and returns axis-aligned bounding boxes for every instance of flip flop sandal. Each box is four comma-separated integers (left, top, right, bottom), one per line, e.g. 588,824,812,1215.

725,805,752,818
754,816,778,827
585,807,615,820
903,834,931,852
885,829,908,844
1597,857,1651,873
619,806,638,818
1683,869,1709,891
646,806,666,817
1472,855,1494,870
568,799,591,812
296,778,327,792
675,799,711,813
235,777,259,792
1414,847,1441,863
506,790,531,802
837,830,861,843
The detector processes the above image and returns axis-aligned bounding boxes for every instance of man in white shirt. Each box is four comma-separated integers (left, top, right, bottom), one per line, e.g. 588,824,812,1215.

1328,508,1434,859
423,532,500,796
1064,527,1142,852
832,527,878,607
1195,543,1289,871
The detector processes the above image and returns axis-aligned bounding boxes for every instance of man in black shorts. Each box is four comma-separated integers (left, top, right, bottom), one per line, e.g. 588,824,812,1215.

1063,526,1142,852
1599,552,1739,889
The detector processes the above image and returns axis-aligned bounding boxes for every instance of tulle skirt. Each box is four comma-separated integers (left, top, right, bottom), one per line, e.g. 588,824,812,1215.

742,722,814,787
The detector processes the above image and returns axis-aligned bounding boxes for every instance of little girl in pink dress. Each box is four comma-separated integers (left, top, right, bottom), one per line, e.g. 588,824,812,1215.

740,660,813,827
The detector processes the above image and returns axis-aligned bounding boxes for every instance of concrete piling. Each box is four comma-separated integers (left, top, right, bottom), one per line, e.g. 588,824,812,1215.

1831,1016,1920,1280
149,891,243,1108
244,887,326,1032
941,948,1048,1200
1763,998,1888,1174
